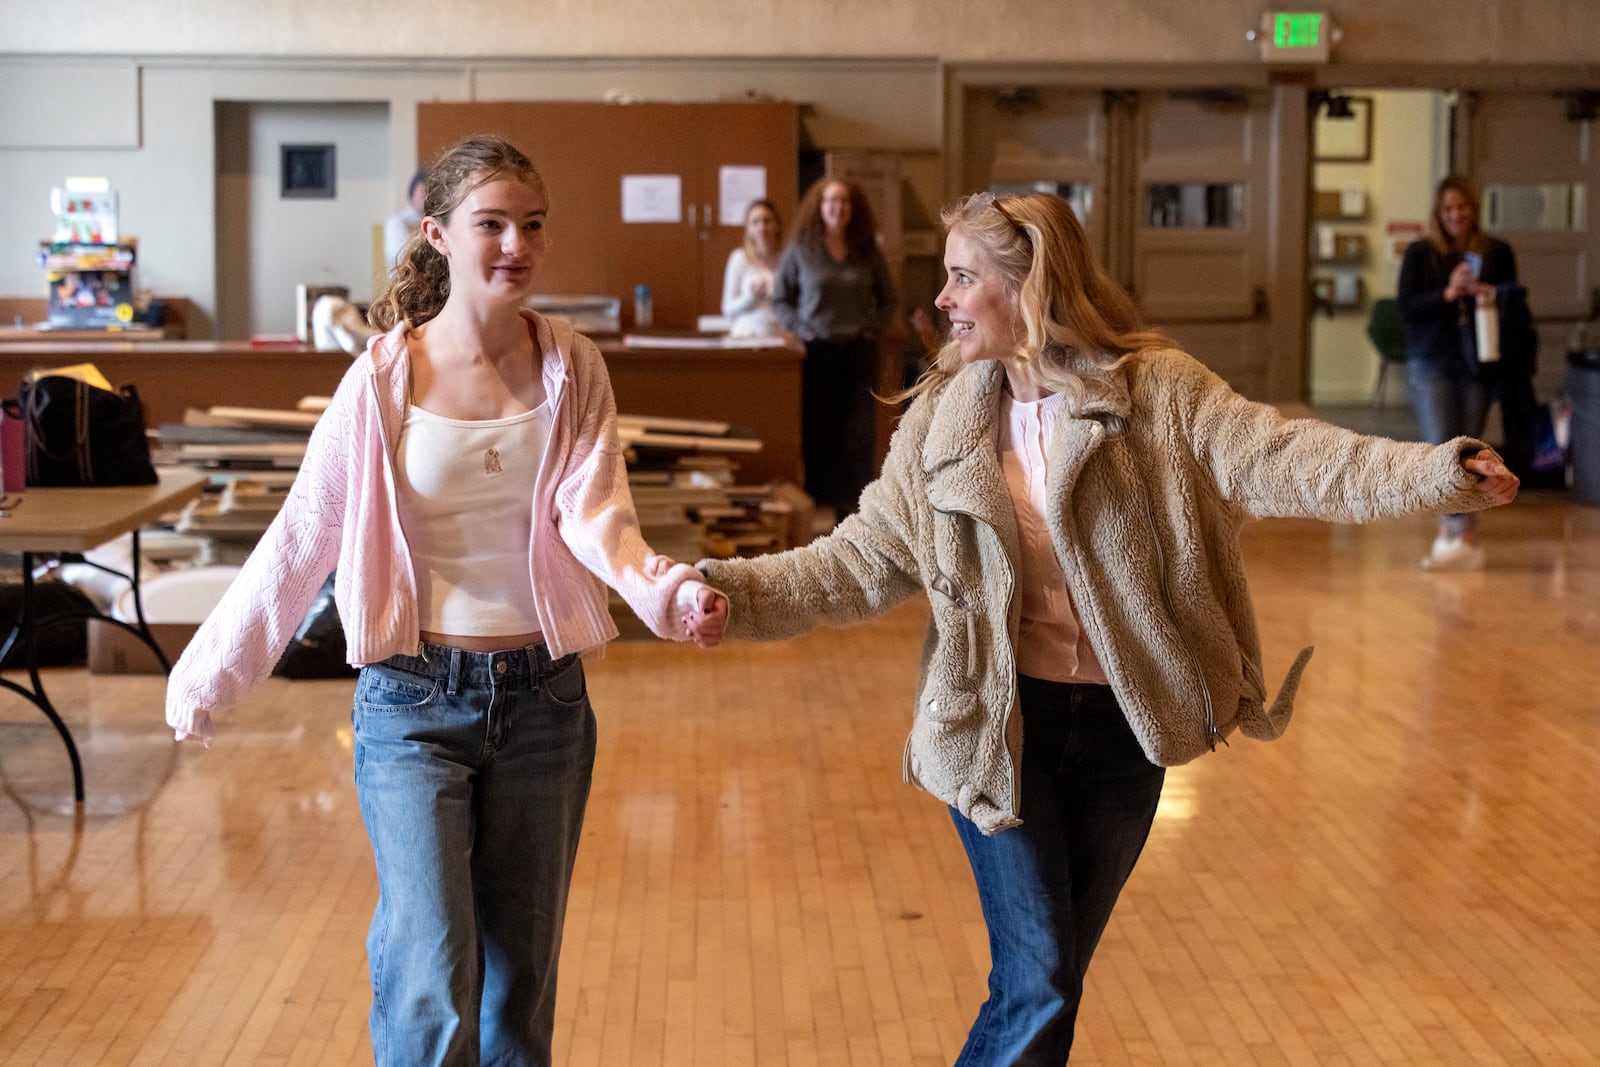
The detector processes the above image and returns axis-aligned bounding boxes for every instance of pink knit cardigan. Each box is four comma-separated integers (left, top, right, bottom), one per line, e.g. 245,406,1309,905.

165,311,705,743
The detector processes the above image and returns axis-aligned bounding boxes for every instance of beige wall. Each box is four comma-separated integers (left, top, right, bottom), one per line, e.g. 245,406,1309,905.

5,2,1600,63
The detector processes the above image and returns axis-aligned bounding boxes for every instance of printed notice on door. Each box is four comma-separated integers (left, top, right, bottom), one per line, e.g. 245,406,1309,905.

719,166,767,227
622,175,682,223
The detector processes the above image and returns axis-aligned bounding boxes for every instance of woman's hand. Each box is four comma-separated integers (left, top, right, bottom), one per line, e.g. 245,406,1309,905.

1444,260,1478,302
1463,449,1519,506
685,586,729,649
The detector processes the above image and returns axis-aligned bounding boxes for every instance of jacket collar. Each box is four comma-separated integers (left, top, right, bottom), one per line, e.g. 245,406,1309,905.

920,355,1134,474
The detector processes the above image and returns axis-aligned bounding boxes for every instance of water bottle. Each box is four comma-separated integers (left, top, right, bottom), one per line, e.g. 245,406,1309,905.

633,284,653,330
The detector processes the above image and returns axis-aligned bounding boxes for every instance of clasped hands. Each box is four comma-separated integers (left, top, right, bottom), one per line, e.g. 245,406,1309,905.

649,555,729,649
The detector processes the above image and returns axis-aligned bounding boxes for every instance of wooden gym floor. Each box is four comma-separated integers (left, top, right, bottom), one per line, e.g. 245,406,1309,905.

0,491,1596,1065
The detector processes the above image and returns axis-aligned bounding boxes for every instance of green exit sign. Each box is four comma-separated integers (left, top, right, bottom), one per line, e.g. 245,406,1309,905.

1255,10,1335,62
1274,12,1322,48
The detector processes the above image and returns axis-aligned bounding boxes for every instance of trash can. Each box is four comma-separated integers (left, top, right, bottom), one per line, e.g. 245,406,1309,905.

1568,346,1600,506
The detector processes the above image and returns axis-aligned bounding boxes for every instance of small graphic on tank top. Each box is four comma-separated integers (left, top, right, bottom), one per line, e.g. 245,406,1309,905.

484,447,503,474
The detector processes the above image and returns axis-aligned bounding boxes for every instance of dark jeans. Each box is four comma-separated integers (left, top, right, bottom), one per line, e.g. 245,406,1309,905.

950,677,1166,1066
801,335,879,516
353,642,596,1067
1407,362,1494,534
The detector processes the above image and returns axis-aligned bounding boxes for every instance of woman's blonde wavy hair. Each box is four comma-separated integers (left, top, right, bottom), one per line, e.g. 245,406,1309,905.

898,191,1171,405
368,136,548,332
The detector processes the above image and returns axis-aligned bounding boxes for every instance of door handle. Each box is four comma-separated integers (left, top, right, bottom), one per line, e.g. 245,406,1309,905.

687,203,697,226
1252,286,1269,318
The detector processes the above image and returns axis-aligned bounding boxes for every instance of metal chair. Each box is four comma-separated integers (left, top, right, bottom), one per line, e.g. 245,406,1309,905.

1366,297,1408,407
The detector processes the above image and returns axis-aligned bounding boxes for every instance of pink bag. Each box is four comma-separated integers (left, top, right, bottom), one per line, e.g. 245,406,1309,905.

0,399,26,493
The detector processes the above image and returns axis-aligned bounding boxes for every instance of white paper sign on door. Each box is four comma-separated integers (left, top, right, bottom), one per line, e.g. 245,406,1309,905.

718,166,768,226
622,175,682,223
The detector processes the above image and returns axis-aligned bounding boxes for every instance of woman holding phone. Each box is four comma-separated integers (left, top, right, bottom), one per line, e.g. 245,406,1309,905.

1397,174,1520,570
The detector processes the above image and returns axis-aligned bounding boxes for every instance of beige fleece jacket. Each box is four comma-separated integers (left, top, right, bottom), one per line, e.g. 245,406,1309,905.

701,349,1503,834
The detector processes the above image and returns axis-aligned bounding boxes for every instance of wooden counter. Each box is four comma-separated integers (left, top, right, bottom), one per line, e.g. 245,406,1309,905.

0,341,353,429
0,334,804,486
598,335,803,485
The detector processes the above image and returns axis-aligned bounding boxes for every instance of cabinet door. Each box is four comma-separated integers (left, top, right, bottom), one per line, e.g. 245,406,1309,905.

688,102,800,320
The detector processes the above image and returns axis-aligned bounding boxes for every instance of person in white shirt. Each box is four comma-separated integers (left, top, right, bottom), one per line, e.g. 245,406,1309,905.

172,137,727,1067
720,198,783,337
382,167,429,271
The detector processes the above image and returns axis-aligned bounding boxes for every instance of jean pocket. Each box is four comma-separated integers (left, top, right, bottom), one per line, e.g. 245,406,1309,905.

542,659,588,709
355,663,438,711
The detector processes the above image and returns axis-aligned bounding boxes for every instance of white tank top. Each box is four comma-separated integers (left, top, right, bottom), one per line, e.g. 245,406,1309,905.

395,402,550,636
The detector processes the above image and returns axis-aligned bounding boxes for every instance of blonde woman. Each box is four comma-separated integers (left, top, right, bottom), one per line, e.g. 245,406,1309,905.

696,191,1516,1064
721,197,783,337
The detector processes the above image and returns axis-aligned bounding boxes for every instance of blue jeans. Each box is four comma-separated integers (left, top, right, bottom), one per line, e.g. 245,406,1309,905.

950,678,1166,1066
1408,362,1492,535
352,642,596,1067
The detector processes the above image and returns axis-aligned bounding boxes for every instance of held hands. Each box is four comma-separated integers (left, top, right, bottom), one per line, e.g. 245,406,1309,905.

1463,449,1519,506
685,584,729,649
646,554,729,649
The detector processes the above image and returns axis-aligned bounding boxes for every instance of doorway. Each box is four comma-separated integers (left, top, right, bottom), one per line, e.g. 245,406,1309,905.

1310,86,1600,420
1307,88,1450,409
215,101,391,340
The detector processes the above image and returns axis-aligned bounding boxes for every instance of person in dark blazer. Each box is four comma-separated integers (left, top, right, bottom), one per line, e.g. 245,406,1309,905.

1397,174,1525,570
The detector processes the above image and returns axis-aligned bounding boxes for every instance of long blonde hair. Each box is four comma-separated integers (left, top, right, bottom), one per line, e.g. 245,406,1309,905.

742,198,782,269
368,136,548,331
899,191,1172,404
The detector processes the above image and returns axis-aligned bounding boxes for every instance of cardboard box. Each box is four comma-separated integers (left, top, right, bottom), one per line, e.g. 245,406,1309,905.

87,618,199,674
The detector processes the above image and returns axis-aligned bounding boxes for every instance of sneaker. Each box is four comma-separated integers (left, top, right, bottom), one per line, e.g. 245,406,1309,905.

1421,534,1486,571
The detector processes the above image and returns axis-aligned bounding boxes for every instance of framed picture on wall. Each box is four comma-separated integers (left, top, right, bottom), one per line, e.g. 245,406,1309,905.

1314,96,1374,163
281,144,336,199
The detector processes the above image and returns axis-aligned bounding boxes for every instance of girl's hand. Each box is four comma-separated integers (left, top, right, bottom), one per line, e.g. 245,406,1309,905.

685,586,729,649
1463,449,1519,506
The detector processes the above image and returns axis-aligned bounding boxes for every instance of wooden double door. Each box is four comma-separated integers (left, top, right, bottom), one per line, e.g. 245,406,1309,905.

960,85,1306,400
418,100,799,331
1456,90,1600,387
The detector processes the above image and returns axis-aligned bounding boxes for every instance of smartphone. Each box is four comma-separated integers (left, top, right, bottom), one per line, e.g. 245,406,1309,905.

1463,251,1483,278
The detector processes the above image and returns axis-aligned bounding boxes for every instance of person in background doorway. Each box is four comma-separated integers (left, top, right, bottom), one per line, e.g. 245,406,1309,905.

1397,174,1526,570
383,166,429,271
166,136,726,1067
721,198,784,338
694,190,1517,1066
770,176,896,520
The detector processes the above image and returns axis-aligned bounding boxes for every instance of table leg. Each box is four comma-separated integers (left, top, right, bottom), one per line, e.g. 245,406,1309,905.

1,552,86,803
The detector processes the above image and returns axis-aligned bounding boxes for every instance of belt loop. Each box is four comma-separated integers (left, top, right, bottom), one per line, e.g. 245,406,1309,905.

447,648,462,696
